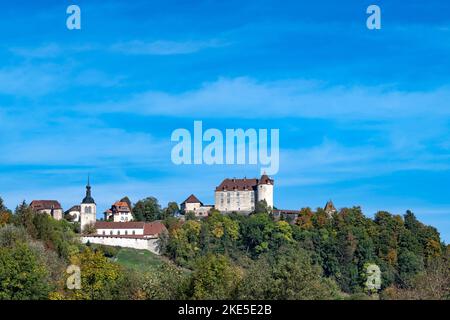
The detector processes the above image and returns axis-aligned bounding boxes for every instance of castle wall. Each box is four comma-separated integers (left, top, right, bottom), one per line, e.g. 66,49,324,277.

215,190,255,213
80,236,161,255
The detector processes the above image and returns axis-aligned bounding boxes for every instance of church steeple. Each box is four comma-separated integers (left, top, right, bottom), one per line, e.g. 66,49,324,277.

82,175,95,204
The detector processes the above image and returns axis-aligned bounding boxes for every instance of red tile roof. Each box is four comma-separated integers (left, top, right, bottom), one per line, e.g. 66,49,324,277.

94,221,166,236
215,175,274,191
113,201,130,208
30,200,62,210
182,194,203,204
143,221,167,236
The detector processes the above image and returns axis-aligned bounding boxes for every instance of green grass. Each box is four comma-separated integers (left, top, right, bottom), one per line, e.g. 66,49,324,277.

114,248,164,271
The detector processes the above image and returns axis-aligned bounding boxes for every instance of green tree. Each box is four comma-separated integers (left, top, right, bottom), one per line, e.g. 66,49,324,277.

68,248,123,300
141,262,188,299
132,197,162,221
201,211,239,254
237,246,341,299
0,242,51,299
186,254,241,299
161,202,179,220
167,220,202,266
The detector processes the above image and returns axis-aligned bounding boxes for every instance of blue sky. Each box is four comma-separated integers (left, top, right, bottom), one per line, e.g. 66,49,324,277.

0,0,449,242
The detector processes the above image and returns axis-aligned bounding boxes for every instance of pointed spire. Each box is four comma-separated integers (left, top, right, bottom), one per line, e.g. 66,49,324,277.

82,174,95,204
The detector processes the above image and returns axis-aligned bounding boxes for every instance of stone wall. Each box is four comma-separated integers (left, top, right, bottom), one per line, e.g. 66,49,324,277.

81,236,161,255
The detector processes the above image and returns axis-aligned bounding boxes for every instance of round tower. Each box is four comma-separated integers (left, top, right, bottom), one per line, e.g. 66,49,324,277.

80,176,96,232
257,173,274,209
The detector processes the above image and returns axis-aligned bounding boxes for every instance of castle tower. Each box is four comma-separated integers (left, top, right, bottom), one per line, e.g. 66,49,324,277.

324,200,337,218
257,173,274,209
80,176,96,232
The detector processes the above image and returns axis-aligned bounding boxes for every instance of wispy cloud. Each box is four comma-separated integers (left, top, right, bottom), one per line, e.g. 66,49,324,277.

77,77,450,120
110,39,227,55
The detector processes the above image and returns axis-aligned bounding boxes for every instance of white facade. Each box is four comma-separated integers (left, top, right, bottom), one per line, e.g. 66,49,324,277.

181,194,212,217
97,227,143,237
184,202,201,212
257,183,274,209
215,190,255,213
36,208,63,221
67,208,81,222
81,236,160,254
113,212,133,222
80,203,96,231
214,174,274,213
81,221,167,255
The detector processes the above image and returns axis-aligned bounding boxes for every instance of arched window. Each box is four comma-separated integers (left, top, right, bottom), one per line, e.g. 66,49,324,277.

110,231,113,235
132,230,135,235
125,230,128,235
85,206,91,214
117,231,120,235
102,231,105,235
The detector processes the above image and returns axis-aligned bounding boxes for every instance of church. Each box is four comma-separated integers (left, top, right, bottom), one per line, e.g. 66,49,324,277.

64,178,97,232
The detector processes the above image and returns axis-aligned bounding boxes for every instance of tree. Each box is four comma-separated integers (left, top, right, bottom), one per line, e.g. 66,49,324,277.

201,211,239,254
237,246,341,300
161,202,179,220
0,197,11,227
68,248,123,300
167,220,202,266
141,262,188,299
382,255,450,300
0,242,51,299
296,207,314,230
132,197,161,221
14,201,37,238
82,222,97,235
186,254,241,300
255,200,270,214
239,213,274,257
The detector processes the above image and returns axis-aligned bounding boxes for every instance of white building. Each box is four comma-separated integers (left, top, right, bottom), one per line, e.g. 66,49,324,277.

180,194,213,217
80,178,97,232
65,205,81,222
81,221,167,255
104,200,133,222
214,174,274,214
30,200,63,220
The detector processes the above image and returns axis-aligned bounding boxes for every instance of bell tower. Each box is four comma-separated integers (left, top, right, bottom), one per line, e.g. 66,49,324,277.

80,175,96,232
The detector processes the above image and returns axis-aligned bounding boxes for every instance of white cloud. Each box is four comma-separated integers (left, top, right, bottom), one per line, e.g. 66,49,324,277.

0,64,66,97
110,39,227,55
77,77,450,120
9,44,63,59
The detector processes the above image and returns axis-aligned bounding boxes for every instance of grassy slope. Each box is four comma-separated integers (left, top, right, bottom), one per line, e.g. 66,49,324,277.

114,248,164,272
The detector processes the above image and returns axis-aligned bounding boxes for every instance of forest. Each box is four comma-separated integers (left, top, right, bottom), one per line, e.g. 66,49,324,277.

0,196,448,300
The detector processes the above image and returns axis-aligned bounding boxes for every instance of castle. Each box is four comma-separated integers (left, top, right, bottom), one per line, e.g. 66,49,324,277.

214,174,273,213
181,173,274,216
